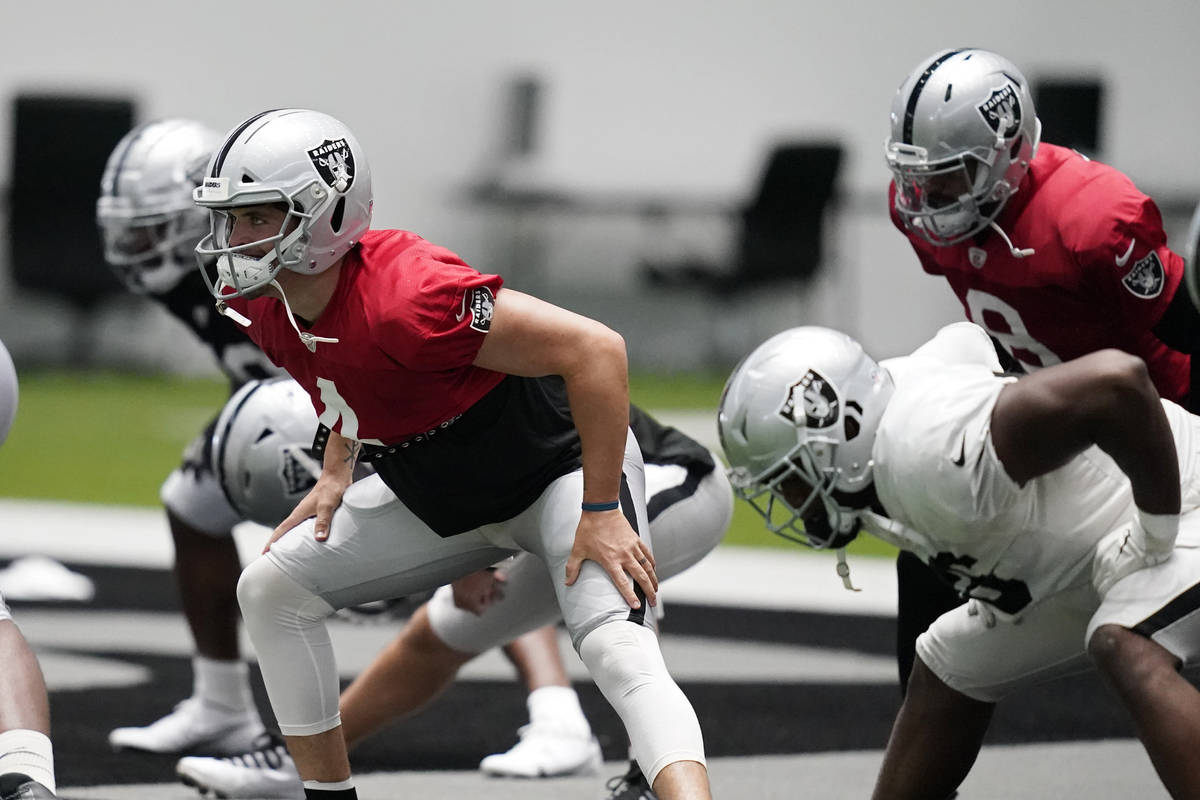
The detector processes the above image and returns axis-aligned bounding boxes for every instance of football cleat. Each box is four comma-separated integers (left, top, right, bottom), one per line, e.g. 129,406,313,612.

604,760,658,800
0,773,56,800
176,732,303,799
108,696,264,755
479,722,602,778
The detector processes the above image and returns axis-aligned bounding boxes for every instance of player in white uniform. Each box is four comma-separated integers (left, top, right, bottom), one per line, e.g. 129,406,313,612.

0,339,58,799
172,377,731,800
719,322,1200,799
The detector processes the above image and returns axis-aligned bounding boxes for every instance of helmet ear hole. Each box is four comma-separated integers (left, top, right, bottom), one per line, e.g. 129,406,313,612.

330,196,346,233
1009,134,1024,160
843,416,860,441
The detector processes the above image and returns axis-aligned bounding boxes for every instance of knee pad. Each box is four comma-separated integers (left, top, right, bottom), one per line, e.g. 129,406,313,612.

578,621,705,785
236,557,340,735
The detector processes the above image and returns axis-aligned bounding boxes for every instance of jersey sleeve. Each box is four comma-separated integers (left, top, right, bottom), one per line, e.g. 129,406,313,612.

373,243,504,371
1062,171,1183,331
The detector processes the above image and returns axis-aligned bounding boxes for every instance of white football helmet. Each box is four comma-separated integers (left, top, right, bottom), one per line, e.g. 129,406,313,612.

0,338,17,447
194,108,373,299
885,48,1041,246
718,326,894,549
96,119,222,294
212,377,324,527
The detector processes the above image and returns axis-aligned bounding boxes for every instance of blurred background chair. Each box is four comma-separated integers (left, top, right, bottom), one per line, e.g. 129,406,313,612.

641,140,843,294
7,93,135,365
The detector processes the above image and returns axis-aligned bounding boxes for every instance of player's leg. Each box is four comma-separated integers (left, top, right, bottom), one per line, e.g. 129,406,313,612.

1086,542,1200,799
509,433,710,800
338,603,472,748
872,656,992,800
875,584,1095,798
0,594,55,798
232,474,513,798
894,550,964,694
110,427,264,755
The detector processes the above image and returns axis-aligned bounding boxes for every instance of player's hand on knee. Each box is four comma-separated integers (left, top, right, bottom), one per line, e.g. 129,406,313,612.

565,510,657,609
263,475,349,553
1091,511,1177,597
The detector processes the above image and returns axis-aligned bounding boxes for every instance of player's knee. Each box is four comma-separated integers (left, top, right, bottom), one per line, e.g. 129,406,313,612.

1087,624,1177,681
236,557,329,631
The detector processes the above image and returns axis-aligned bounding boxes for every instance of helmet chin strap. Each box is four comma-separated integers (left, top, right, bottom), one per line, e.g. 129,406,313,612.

988,220,1035,258
835,548,860,592
269,278,340,352
214,279,340,353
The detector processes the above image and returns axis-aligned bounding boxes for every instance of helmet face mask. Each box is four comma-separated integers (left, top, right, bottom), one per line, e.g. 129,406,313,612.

194,109,373,301
885,48,1041,246
719,326,894,550
199,200,310,298
96,119,221,294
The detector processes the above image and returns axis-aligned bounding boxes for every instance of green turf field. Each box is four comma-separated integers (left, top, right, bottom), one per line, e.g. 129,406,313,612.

0,369,895,558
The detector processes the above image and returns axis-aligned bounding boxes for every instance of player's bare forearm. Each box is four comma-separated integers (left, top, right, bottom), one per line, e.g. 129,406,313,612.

322,429,362,484
991,349,1180,514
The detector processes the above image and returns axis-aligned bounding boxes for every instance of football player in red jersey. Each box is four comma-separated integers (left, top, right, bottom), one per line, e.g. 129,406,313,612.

884,48,1200,696
191,109,711,800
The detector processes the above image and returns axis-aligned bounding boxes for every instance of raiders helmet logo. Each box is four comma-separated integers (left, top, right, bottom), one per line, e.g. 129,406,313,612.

280,446,321,496
307,138,355,193
976,84,1022,139
1122,252,1165,299
779,369,840,429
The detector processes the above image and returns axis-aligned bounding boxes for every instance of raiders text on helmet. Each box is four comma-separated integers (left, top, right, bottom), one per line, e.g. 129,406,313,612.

96,119,222,294
885,49,1041,246
718,327,894,549
194,109,373,299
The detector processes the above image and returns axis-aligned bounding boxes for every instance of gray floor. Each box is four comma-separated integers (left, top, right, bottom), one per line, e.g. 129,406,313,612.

58,740,1168,799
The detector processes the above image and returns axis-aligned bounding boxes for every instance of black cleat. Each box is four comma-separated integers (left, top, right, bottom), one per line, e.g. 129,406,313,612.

0,773,56,800
604,760,658,800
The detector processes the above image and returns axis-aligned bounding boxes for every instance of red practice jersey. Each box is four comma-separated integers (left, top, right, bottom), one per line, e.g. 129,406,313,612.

227,229,506,445
890,143,1189,403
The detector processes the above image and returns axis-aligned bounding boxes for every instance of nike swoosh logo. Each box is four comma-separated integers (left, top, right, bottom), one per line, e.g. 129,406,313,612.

1115,239,1135,268
455,290,470,322
952,436,967,467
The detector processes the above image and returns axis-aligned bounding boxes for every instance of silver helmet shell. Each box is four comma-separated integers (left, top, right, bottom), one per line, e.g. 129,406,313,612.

212,377,324,527
885,48,1041,246
0,338,17,447
718,326,893,548
194,109,373,299
96,119,221,294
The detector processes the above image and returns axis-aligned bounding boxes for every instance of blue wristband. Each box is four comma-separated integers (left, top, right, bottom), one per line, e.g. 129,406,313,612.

581,500,620,512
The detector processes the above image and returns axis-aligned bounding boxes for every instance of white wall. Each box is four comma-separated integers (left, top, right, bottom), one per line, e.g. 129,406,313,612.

1,0,1197,368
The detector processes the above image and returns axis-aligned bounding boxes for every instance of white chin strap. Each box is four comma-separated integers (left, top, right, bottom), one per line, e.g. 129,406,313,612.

988,220,1035,258
835,548,860,592
215,279,340,353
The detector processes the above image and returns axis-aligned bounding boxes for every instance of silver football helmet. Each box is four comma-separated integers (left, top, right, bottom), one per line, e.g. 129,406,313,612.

0,338,17,447
96,119,222,294
194,109,373,299
212,377,324,527
885,48,1041,246
718,326,893,549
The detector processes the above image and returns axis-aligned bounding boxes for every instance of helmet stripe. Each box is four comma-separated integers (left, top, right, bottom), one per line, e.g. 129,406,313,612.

211,109,278,178
902,48,964,145
107,123,150,197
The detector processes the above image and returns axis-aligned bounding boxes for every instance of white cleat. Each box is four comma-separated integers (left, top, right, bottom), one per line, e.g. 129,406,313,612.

108,696,265,755
176,732,304,799
479,723,603,778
